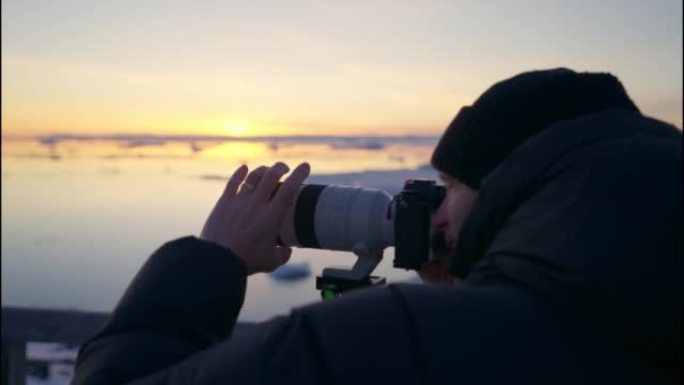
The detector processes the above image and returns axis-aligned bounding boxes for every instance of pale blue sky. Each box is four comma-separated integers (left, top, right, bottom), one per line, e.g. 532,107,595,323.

2,0,682,135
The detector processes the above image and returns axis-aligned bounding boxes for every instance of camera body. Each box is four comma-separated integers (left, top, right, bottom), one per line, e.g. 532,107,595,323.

393,180,446,270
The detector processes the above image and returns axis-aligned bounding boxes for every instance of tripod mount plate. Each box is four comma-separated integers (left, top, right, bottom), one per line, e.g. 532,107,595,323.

316,275,387,299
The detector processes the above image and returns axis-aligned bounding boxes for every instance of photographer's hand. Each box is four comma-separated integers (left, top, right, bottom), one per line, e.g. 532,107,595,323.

200,161,310,275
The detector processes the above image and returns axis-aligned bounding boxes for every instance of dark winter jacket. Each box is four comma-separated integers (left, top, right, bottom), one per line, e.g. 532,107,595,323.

72,109,682,385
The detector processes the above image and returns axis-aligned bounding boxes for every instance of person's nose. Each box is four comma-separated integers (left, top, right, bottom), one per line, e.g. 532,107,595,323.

432,199,450,234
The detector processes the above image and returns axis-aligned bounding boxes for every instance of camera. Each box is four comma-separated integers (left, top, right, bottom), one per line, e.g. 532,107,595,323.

278,180,445,297
393,180,447,269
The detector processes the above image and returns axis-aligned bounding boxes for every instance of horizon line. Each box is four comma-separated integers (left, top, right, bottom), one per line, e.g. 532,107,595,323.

2,132,442,144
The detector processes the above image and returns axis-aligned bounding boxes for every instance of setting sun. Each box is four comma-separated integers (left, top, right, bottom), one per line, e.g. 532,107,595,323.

224,121,249,136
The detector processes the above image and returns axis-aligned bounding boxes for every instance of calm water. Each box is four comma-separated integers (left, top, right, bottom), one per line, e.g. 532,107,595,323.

2,136,438,321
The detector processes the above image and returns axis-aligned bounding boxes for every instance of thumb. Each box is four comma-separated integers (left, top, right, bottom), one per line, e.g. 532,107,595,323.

274,246,292,266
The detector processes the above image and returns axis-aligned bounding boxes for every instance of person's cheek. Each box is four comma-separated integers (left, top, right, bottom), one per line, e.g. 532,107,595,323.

443,196,461,247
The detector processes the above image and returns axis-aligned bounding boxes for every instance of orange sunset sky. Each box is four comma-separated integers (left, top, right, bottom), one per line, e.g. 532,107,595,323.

2,1,682,138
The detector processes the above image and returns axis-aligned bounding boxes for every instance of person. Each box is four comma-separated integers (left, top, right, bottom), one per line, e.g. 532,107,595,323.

72,68,682,384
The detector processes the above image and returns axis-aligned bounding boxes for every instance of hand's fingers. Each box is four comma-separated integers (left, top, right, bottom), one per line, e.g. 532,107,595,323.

245,166,269,185
270,162,310,216
238,166,268,196
221,165,248,198
253,162,290,203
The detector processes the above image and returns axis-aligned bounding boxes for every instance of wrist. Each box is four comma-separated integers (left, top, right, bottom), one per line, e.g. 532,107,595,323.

194,236,250,277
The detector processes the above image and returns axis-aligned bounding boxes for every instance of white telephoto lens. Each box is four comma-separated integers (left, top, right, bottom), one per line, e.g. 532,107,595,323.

278,184,394,251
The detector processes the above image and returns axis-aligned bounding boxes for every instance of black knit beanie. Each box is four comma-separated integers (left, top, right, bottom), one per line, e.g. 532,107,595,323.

431,68,640,189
